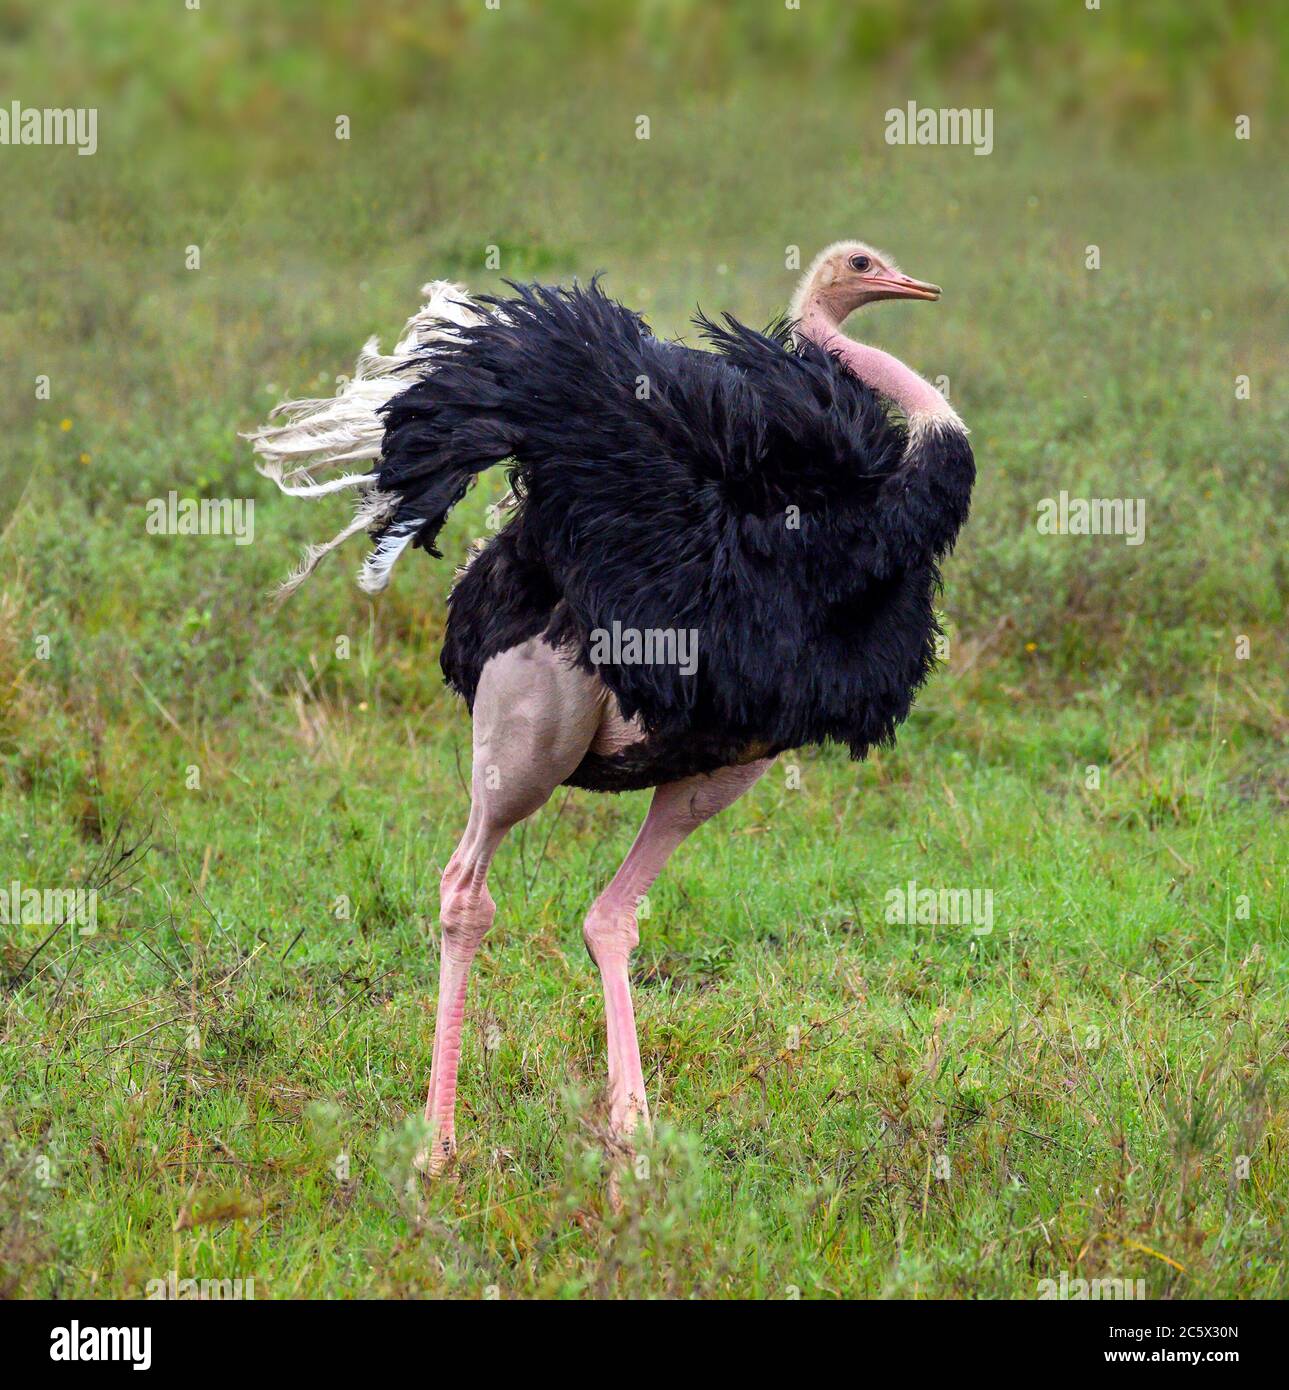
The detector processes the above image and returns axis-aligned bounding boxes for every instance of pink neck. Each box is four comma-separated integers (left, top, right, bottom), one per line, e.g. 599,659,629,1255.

797,302,950,419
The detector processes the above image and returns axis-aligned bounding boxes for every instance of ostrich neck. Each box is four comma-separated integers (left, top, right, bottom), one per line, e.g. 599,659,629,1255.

797,301,953,421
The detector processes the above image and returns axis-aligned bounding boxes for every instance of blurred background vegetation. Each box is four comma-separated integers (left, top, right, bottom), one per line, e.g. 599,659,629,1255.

2,0,1283,758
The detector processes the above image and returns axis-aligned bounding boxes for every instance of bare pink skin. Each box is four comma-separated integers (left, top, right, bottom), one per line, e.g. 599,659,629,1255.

417,637,770,1174
580,757,769,1137
419,638,601,1174
791,239,956,423
797,307,950,417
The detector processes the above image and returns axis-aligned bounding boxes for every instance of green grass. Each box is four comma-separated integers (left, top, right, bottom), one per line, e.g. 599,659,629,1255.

2,712,1284,1298
0,4,1285,1299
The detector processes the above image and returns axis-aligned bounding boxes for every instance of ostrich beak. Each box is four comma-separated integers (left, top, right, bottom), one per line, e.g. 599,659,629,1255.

868,272,942,303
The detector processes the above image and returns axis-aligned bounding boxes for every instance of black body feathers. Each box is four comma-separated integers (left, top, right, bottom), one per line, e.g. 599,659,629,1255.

375,280,974,790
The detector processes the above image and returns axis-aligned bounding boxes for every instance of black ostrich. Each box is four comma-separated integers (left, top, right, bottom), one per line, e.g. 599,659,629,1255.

249,240,974,1173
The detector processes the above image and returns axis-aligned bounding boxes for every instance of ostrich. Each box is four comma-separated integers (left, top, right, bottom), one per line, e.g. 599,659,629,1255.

248,241,974,1173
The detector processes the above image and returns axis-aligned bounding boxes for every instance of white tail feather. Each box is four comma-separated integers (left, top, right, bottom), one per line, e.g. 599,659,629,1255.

273,492,399,605
245,280,484,599
357,523,420,595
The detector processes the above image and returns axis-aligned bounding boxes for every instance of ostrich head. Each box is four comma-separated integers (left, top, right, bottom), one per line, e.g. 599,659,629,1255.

789,240,941,328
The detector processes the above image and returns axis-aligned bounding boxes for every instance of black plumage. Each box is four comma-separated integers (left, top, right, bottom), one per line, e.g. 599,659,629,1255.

373,280,974,791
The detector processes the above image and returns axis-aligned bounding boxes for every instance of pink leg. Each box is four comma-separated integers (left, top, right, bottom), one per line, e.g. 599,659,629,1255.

582,759,773,1141
420,807,506,1174
417,638,605,1175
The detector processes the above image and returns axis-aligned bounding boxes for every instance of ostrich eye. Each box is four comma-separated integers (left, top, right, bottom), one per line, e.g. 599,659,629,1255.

849,254,872,272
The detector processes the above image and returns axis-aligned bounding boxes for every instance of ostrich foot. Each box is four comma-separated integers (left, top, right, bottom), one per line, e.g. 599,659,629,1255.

604,1097,652,1213
413,1128,457,1179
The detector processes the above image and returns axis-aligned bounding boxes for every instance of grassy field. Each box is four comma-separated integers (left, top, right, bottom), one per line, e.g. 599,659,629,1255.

1,5,1285,1298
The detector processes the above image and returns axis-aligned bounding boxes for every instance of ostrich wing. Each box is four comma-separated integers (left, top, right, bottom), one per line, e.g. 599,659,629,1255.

379,279,936,748
378,279,907,553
